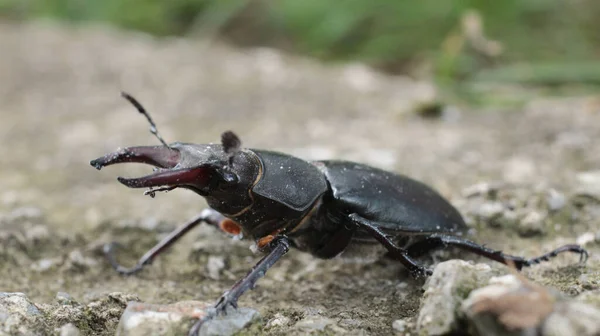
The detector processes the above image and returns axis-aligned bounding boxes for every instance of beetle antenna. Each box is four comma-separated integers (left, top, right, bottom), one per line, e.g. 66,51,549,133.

221,131,241,166
121,92,169,148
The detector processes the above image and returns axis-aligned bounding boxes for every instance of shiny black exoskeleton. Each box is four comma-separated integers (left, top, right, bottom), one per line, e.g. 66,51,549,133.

91,93,588,336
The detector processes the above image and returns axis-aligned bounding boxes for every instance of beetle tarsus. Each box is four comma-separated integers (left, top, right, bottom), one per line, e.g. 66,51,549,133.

104,210,224,275
510,243,589,269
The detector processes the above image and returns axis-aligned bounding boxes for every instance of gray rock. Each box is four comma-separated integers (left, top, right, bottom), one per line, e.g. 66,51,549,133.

0,292,44,336
462,274,600,336
116,300,259,336
417,260,497,335
462,274,542,336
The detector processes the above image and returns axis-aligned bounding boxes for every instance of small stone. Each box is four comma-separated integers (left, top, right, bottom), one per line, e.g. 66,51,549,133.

462,182,503,198
55,292,77,306
578,274,599,290
392,319,407,332
517,211,546,237
576,232,597,246
116,301,258,336
476,202,504,221
24,224,50,243
547,189,566,211
59,323,80,336
64,249,98,271
206,256,225,280
31,257,62,272
417,260,497,335
266,312,290,328
575,170,600,199
294,316,337,332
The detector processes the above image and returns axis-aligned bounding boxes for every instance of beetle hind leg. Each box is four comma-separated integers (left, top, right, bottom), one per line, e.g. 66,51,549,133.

349,213,433,277
407,234,588,270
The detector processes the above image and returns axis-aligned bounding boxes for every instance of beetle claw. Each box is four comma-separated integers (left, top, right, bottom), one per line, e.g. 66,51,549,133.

579,249,589,264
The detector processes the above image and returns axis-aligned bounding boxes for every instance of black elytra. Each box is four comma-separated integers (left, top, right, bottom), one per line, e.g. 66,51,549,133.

91,93,588,335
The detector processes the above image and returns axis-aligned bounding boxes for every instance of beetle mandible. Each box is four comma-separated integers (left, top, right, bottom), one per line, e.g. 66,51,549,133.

91,93,588,335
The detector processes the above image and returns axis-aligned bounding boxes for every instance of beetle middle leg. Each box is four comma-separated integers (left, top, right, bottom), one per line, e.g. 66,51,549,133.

405,234,588,270
188,236,290,336
104,208,226,275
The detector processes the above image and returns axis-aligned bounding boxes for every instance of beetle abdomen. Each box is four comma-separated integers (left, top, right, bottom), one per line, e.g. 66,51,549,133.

318,161,467,235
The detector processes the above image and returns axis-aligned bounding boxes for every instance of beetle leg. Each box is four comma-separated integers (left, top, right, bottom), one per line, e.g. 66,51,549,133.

408,234,588,270
348,214,432,277
104,208,225,275
188,236,290,336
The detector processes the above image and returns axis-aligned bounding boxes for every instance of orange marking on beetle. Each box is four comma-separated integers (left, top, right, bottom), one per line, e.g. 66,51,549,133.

257,235,275,250
219,219,242,235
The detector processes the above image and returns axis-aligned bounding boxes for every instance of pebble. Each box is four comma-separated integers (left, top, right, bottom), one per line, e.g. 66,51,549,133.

392,319,408,332
117,301,258,336
266,312,290,328
58,323,80,336
206,255,225,280
575,170,600,199
546,189,566,211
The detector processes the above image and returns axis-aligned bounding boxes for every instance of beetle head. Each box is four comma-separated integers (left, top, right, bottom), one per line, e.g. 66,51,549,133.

90,131,259,214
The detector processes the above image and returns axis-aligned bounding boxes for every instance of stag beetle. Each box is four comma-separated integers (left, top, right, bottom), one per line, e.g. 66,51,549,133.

91,93,588,335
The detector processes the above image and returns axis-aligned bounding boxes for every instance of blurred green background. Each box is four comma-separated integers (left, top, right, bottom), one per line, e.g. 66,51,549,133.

2,0,599,93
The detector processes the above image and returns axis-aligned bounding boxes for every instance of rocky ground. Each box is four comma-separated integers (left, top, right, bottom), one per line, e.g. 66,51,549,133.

0,20,599,335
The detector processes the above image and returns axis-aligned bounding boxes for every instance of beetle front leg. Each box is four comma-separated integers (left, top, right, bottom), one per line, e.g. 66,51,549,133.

348,214,433,277
188,236,290,336
105,208,226,275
